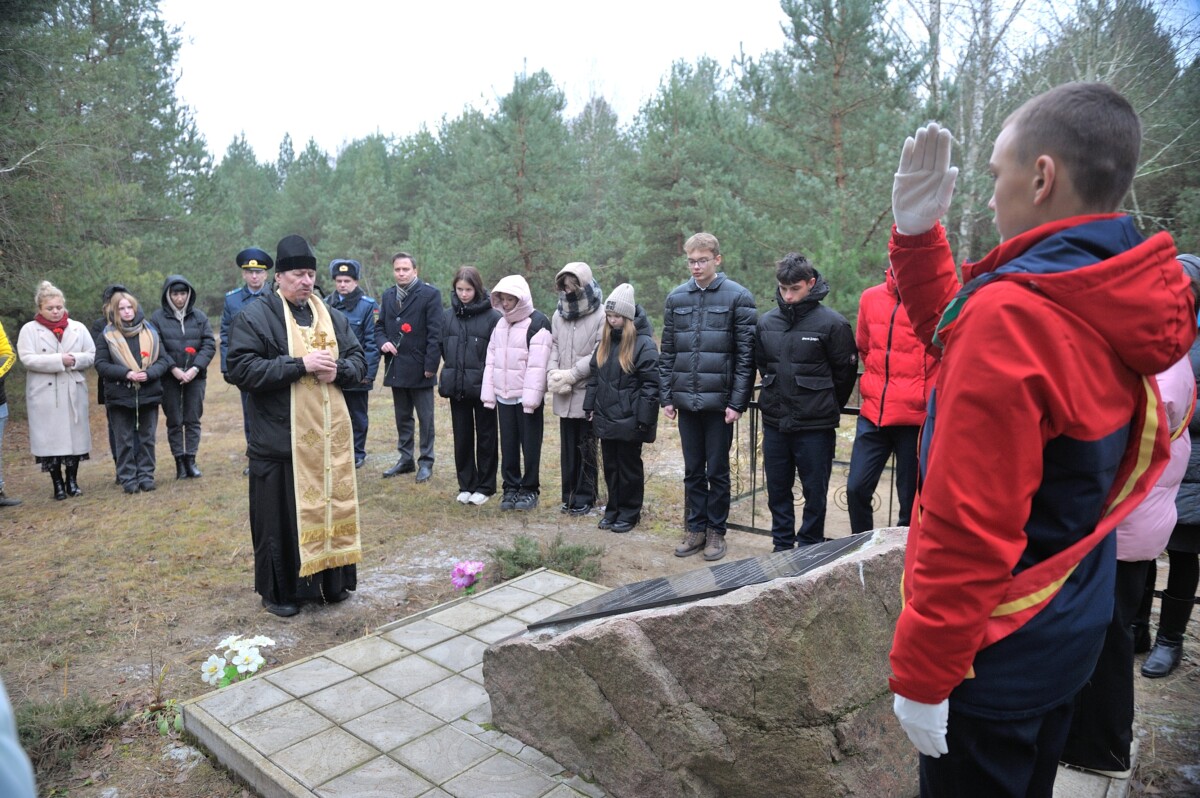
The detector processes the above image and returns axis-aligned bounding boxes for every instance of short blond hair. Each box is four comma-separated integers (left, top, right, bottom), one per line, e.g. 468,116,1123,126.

684,232,720,256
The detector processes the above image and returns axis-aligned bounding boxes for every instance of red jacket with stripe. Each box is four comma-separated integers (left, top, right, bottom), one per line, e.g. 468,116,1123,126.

856,269,938,427
887,215,1195,718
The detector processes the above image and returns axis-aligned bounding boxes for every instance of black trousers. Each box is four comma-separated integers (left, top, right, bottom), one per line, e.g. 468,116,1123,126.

763,425,835,548
391,386,435,468
559,417,597,507
450,398,498,495
161,377,206,457
921,700,1073,798
600,438,643,524
1060,558,1149,771
108,402,159,487
676,408,733,534
248,458,356,605
343,390,369,461
498,402,543,493
846,417,919,534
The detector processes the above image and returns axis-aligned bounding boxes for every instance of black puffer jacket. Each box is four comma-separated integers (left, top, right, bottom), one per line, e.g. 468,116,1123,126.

585,308,660,442
149,274,217,381
226,294,366,461
754,273,857,432
439,292,500,402
658,273,757,413
94,309,172,408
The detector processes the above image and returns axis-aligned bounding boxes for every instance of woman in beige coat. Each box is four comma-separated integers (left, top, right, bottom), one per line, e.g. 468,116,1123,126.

17,281,95,499
546,262,604,514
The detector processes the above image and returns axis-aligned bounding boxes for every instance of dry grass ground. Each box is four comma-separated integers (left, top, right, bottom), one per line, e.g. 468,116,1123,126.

0,370,1196,796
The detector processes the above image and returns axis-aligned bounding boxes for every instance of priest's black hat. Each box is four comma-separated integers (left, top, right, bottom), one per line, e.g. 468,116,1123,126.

276,235,317,272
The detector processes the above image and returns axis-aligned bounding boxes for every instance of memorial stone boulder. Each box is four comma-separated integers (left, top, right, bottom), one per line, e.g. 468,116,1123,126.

483,528,916,798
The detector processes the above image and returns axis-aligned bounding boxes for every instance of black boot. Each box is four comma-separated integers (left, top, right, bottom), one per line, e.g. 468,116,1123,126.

1142,590,1195,677
49,463,66,501
64,457,82,497
184,455,202,479
0,489,20,507
1142,633,1183,678
175,456,188,480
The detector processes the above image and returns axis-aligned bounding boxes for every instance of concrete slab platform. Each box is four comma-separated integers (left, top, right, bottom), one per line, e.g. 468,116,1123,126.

183,569,608,798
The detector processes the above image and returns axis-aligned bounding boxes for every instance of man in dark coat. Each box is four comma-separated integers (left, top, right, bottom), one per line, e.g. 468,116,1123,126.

325,259,380,469
375,251,442,483
755,252,857,550
150,275,217,479
221,248,273,464
659,232,757,562
226,235,367,617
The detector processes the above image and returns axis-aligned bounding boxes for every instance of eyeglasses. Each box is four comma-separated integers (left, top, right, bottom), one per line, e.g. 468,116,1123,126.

686,257,714,267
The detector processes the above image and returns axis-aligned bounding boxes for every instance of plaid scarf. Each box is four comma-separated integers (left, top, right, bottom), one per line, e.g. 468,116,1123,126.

556,279,603,321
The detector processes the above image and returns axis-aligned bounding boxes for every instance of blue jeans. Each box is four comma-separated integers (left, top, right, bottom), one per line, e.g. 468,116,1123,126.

762,425,835,549
845,416,919,534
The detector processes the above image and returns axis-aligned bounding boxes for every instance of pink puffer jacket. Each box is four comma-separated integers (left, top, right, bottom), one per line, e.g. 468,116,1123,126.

1117,354,1195,561
481,274,553,414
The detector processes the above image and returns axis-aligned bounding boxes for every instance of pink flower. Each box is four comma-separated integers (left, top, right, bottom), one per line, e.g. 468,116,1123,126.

451,560,486,591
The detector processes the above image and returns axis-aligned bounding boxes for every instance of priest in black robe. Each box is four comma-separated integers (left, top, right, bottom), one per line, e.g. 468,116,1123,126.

226,235,367,617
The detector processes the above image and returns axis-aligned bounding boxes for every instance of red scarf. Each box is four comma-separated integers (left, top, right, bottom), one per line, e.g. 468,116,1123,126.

34,312,70,340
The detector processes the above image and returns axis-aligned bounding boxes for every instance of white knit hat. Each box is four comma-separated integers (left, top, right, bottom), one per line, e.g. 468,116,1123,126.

605,283,636,320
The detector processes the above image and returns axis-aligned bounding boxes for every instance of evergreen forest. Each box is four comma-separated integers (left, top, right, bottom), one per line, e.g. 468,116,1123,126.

2,0,1198,326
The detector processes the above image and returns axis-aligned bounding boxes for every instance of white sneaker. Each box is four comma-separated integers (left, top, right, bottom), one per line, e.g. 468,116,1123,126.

456,491,471,504
468,492,490,505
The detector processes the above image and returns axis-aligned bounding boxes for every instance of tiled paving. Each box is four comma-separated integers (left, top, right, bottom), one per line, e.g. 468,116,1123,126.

183,567,1132,798
182,569,610,798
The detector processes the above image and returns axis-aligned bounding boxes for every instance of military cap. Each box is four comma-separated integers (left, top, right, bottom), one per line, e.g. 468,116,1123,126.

236,247,273,270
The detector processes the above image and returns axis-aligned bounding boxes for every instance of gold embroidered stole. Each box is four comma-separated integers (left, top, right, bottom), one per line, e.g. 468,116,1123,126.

283,298,362,577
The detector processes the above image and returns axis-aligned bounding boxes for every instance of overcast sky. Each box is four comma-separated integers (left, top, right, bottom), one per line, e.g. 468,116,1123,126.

158,0,792,163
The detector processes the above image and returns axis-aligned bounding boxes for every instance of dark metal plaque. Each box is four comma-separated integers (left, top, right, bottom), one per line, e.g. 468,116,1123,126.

528,532,873,632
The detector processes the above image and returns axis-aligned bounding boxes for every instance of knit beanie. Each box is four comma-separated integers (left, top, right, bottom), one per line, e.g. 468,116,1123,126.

605,283,636,320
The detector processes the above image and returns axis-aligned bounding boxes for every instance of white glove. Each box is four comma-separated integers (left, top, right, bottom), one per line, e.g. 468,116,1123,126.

892,123,959,236
546,370,564,394
893,694,949,758
555,369,576,394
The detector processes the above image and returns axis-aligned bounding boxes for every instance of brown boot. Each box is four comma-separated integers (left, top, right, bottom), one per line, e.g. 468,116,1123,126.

702,529,727,562
674,529,706,557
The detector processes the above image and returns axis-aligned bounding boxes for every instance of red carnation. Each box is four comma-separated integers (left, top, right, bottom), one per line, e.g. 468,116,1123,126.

401,323,412,334
185,346,196,355
141,351,149,358
52,327,64,340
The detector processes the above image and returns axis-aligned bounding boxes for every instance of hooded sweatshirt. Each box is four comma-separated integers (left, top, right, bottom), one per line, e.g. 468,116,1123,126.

888,215,1195,718
150,274,217,381
481,274,553,413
